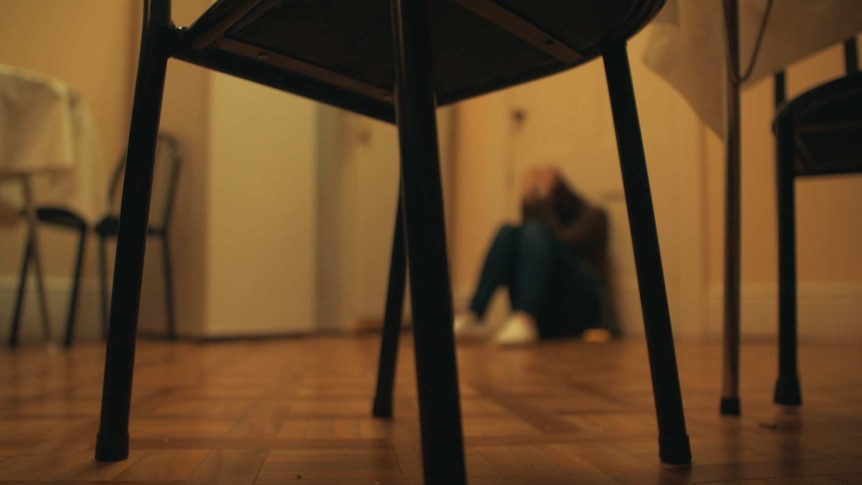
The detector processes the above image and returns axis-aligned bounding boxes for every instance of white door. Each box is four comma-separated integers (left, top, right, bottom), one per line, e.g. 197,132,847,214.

316,107,455,332
204,74,318,336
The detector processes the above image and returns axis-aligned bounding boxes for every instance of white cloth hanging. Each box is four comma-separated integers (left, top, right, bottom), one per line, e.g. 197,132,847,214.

643,0,862,135
0,64,105,224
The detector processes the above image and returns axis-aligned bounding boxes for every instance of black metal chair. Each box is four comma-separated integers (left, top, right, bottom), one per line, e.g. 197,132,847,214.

96,1,691,483
8,133,181,347
9,208,87,348
772,38,861,406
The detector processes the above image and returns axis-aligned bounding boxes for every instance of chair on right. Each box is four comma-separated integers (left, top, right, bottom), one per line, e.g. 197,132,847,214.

773,38,861,405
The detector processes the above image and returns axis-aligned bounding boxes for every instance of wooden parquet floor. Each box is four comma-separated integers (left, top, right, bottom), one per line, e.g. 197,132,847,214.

0,335,860,484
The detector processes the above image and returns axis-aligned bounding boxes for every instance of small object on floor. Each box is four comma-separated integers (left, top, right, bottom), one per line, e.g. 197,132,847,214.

453,311,488,340
494,312,539,346
582,328,612,343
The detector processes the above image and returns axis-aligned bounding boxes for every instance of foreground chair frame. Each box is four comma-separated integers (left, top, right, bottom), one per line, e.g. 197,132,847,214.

772,39,860,407
96,1,691,483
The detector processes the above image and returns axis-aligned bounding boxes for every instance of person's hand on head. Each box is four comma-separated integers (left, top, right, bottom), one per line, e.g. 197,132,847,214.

536,165,560,198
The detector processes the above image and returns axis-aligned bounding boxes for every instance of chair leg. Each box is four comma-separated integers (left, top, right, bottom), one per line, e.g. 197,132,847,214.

63,228,88,348
9,234,33,347
98,237,110,339
161,236,177,340
372,191,407,418
720,1,743,417
774,121,801,406
389,1,467,483
96,0,173,462
601,40,691,465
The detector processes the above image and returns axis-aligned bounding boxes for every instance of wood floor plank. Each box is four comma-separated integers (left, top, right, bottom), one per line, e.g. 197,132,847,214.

112,449,210,481
184,450,268,485
0,337,859,484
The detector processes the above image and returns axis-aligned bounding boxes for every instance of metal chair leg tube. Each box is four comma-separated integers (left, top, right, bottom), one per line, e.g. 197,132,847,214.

9,235,32,347
96,0,173,462
389,0,467,483
162,236,177,340
21,176,52,342
98,237,110,339
720,0,742,417
373,192,407,419
774,121,801,406
63,229,88,348
602,40,692,465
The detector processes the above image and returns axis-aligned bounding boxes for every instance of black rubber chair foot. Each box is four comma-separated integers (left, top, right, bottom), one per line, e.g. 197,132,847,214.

372,396,393,418
95,432,129,462
720,397,741,416
774,377,802,406
659,433,692,465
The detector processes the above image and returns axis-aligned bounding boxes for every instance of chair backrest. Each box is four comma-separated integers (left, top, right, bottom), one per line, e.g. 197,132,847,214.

108,132,181,229
773,39,862,178
775,38,858,106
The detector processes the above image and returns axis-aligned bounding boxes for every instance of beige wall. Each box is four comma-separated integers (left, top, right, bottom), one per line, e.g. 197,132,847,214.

451,94,513,290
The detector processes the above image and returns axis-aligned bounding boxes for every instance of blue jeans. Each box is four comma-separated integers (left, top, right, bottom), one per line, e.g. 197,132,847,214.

468,221,602,339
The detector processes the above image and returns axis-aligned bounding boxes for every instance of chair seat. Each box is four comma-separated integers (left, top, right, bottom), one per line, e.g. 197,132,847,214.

35,207,87,231
775,72,862,177
176,0,664,122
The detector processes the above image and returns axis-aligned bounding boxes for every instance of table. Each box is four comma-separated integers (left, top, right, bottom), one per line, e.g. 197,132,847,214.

0,64,104,342
643,0,862,414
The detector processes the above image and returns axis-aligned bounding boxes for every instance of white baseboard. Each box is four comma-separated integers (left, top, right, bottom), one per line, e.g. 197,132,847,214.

456,280,862,342
11,277,853,344
706,282,862,341
0,276,104,343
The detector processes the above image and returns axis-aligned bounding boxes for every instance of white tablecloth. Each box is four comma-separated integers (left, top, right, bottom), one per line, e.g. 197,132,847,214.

644,0,862,134
0,64,105,224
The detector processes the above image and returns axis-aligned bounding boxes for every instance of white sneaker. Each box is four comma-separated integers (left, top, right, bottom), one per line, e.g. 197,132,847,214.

453,312,487,340
494,312,539,346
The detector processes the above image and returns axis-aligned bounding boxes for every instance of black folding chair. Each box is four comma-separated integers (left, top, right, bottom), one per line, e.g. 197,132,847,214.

96,1,691,483
8,133,181,347
772,38,861,406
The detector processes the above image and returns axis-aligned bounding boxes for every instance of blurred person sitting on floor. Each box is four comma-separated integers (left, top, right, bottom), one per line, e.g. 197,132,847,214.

454,165,616,346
